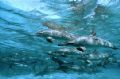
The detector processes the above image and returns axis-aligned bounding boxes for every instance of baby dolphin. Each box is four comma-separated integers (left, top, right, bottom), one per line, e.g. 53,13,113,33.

58,35,118,50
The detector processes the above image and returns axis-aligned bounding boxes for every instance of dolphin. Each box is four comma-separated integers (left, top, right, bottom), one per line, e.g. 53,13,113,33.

58,35,118,50
36,29,76,43
36,29,87,51
37,21,79,43
47,47,86,58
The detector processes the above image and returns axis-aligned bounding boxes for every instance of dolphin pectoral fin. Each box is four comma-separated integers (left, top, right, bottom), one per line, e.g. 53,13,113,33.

76,47,84,52
76,46,86,52
46,37,54,43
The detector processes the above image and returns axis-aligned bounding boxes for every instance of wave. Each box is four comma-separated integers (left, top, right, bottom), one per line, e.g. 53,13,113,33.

0,0,61,20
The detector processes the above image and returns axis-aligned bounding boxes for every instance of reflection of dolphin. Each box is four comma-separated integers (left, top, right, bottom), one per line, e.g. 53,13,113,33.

36,29,76,43
58,35,118,50
42,21,66,31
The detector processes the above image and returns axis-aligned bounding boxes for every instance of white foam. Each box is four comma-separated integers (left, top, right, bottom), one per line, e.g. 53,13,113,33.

97,0,110,6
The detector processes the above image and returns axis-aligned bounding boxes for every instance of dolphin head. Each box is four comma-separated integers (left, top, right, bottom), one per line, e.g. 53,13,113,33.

36,30,51,37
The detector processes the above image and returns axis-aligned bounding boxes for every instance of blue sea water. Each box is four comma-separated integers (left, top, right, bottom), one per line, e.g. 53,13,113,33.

0,0,120,79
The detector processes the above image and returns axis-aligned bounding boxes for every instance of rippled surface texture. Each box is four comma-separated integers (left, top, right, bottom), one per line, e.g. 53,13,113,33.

0,0,120,79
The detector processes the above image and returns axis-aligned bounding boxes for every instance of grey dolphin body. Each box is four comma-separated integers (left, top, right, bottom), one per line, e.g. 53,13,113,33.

36,29,76,43
58,35,118,50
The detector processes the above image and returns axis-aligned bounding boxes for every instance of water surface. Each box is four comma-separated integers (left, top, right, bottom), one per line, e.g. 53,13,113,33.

0,0,120,79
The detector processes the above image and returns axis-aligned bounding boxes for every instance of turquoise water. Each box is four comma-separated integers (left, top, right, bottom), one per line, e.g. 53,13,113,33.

0,0,120,79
